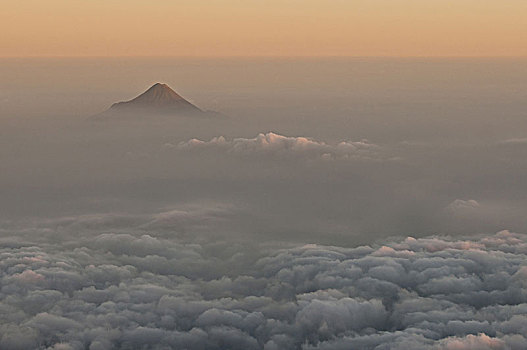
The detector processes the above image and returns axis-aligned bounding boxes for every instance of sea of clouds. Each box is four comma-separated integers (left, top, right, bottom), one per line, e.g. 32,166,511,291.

1,227,527,350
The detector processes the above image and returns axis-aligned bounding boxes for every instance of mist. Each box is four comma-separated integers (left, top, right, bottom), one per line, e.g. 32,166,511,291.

2,57,527,240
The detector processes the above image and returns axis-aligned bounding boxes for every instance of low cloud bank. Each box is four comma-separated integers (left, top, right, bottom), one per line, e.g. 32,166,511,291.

1,230,527,349
169,132,385,161
5,202,239,238
498,137,527,145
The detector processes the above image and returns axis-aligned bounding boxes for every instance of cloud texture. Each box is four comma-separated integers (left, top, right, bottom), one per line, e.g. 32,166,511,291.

1,230,527,349
170,132,384,161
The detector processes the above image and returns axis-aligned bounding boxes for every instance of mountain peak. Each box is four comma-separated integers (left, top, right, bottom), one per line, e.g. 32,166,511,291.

147,82,172,92
93,83,227,120
124,83,195,107
100,82,203,117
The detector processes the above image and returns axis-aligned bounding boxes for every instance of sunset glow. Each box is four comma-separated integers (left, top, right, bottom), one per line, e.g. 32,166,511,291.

2,0,527,57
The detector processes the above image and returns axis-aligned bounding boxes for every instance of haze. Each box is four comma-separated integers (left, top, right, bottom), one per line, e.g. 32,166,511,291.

2,57,527,241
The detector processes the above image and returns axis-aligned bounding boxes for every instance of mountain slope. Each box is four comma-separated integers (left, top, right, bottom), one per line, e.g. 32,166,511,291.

93,83,222,119
109,83,202,114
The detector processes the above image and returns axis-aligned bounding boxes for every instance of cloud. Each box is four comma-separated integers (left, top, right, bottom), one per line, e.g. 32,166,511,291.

169,132,385,161
144,202,236,231
6,201,239,237
446,199,480,214
498,138,527,145
439,333,506,350
1,230,527,349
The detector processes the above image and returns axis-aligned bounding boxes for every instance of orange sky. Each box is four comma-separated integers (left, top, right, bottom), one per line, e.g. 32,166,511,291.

2,0,527,57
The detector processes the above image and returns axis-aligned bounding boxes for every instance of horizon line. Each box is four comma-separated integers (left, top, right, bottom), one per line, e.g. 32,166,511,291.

1,54,527,60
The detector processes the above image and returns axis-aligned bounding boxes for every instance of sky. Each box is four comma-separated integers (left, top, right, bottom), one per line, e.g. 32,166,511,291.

2,0,527,57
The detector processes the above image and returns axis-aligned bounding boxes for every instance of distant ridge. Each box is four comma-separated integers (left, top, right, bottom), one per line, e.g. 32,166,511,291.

93,83,223,119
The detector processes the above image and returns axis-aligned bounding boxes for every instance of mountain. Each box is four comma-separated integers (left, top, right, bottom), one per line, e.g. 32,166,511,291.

93,83,221,119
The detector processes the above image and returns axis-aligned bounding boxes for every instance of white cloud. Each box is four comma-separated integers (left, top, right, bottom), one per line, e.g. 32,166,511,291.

170,132,385,161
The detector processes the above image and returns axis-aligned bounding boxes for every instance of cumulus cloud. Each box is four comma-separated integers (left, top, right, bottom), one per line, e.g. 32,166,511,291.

438,333,507,350
1,230,527,349
168,132,386,161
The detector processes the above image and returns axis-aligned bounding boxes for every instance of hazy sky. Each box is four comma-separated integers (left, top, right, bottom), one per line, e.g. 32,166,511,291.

2,0,527,57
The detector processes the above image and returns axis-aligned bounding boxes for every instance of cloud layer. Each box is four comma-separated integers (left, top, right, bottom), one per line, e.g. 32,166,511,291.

1,230,527,349
170,132,384,161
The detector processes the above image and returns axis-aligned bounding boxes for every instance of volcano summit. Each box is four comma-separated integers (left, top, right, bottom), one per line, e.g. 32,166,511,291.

95,83,220,119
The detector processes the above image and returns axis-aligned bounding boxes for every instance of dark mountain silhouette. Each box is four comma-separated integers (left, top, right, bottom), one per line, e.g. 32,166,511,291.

93,83,223,119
